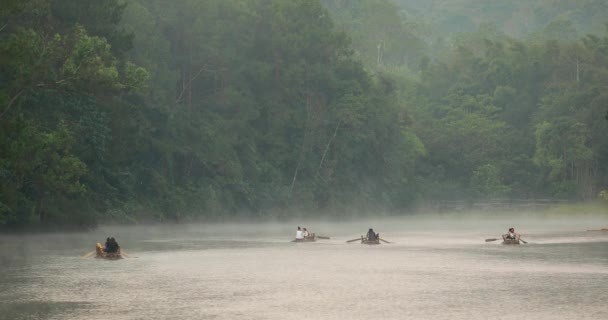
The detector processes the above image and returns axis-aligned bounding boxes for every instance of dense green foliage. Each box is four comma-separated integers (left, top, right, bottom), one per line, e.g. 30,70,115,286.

394,0,608,39
1,0,607,228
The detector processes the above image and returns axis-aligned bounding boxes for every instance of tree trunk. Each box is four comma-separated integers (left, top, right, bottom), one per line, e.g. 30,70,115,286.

37,196,45,223
0,88,26,120
317,121,341,176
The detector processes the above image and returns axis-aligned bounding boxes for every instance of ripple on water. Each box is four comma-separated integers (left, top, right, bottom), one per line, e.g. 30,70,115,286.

0,220,607,320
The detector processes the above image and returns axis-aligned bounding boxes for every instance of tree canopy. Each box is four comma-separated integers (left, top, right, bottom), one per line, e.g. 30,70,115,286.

1,0,607,229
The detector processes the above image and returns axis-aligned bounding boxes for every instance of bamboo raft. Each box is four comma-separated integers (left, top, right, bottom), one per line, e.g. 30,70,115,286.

95,243,123,260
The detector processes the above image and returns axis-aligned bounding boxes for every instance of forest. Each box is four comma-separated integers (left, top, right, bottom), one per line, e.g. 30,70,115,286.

1,0,607,229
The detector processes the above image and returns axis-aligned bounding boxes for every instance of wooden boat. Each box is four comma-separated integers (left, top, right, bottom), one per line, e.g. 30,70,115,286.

502,235,520,245
292,231,322,242
361,236,380,245
292,235,317,242
95,243,123,260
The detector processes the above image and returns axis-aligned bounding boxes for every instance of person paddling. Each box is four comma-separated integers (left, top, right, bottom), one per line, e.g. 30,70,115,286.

295,226,304,240
104,237,120,253
103,237,110,252
367,228,379,241
503,228,518,240
302,227,310,238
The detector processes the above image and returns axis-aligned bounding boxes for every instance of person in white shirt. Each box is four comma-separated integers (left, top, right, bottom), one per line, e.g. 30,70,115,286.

504,227,517,240
302,228,309,238
295,226,304,240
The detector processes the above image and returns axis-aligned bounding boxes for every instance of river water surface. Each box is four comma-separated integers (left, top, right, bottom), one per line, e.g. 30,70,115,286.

1,214,607,320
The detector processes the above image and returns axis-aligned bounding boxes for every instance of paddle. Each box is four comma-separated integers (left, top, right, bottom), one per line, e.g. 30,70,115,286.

81,251,95,258
346,237,362,243
379,238,391,244
316,235,330,240
485,238,527,244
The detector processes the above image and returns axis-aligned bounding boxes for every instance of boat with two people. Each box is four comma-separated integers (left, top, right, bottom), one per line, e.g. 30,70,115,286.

292,226,330,242
95,237,122,259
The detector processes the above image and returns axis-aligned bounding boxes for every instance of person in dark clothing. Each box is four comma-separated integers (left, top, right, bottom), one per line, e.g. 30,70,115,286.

103,237,111,252
112,237,120,253
104,237,120,253
367,228,378,241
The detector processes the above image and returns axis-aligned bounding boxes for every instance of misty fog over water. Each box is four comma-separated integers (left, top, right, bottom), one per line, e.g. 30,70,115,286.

3,0,608,319
1,213,607,320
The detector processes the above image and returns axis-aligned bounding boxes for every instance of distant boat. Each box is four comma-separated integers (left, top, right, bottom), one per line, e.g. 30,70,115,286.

95,243,123,260
346,235,386,244
292,234,317,242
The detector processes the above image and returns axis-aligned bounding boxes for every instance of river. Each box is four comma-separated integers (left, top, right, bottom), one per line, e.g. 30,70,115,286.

1,213,607,320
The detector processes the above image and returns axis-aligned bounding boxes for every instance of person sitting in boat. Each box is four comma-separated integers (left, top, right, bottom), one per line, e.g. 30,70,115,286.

105,237,120,253
302,228,310,238
104,238,112,253
504,228,517,240
295,226,304,240
367,228,379,241
112,238,120,253
96,242,104,255
103,237,110,251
